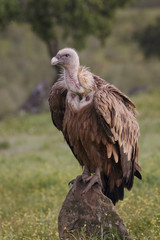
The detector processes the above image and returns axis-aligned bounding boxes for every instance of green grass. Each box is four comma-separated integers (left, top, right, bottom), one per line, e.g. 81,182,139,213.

0,113,80,239
0,89,160,239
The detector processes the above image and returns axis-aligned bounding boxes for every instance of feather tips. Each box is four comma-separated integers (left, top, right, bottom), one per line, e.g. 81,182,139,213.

93,80,140,181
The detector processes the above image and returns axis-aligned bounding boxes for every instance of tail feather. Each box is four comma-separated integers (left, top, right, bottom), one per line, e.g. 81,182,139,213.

134,162,142,180
105,183,124,205
134,170,142,180
101,173,124,205
101,155,142,205
101,167,142,205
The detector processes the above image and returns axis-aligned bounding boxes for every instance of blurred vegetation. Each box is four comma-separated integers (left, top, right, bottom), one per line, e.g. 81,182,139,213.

0,89,159,239
131,1,160,59
0,0,133,115
134,16,160,59
0,0,131,53
0,0,22,30
0,22,52,117
130,0,160,8
1,7,160,117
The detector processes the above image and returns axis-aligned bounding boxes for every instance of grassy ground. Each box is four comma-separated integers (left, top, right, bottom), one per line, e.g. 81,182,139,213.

0,89,160,239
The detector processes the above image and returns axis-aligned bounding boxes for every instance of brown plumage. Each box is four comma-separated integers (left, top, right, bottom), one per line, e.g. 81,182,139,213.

49,48,142,204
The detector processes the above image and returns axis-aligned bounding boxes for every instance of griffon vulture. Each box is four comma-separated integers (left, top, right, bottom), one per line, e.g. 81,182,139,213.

49,48,142,205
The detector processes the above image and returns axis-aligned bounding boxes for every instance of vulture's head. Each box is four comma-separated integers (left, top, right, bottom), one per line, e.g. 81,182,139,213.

51,48,80,70
51,48,95,94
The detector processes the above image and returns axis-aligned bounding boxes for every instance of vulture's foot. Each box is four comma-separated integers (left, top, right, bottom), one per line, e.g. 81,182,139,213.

68,167,91,192
68,167,103,194
68,175,82,193
81,166,91,182
82,167,103,194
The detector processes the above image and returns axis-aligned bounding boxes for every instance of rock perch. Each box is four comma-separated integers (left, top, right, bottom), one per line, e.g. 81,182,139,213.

58,177,131,239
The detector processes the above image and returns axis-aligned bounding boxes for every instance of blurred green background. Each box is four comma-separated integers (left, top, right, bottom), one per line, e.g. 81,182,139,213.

0,0,160,239
0,0,160,117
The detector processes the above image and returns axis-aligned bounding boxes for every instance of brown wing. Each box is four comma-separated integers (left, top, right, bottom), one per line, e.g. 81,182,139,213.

94,82,141,189
48,80,67,131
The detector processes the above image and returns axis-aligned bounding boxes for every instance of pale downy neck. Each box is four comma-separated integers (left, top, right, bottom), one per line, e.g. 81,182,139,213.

64,66,84,94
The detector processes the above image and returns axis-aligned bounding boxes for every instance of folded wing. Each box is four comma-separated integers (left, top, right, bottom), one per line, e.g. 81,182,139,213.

48,81,67,131
94,82,141,190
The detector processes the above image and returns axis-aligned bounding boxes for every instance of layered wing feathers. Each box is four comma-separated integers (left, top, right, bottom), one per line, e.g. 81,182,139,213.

94,83,140,184
48,81,67,131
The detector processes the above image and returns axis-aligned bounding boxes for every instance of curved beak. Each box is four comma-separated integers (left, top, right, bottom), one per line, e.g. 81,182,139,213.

51,57,59,65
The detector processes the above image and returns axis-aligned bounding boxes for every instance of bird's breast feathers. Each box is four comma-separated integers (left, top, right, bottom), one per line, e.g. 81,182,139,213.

67,90,95,111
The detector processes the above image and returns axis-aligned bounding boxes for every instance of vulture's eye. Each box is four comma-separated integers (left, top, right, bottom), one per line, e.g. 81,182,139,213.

65,54,70,57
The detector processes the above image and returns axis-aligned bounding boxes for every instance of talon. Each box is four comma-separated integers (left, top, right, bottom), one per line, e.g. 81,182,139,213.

68,179,75,186
68,175,82,193
81,166,91,183
82,168,103,194
69,168,103,195
82,175,93,183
